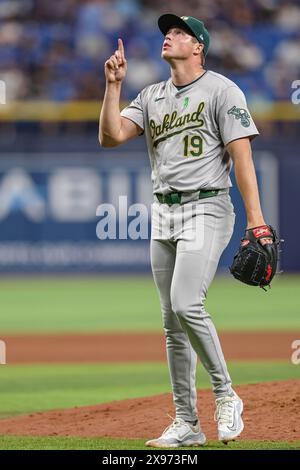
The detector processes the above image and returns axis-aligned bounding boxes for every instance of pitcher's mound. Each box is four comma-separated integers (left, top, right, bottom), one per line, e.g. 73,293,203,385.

0,380,299,441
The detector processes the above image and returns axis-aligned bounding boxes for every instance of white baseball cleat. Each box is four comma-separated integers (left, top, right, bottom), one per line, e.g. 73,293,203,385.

215,392,244,444
145,417,206,448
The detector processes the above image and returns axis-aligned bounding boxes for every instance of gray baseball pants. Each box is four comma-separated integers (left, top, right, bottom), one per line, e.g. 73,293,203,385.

150,191,235,422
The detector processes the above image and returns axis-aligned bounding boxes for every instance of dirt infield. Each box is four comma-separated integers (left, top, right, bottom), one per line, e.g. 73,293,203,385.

3,331,298,363
0,380,299,442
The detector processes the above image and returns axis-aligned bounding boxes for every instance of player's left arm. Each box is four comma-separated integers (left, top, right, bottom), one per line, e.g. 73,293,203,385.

226,137,265,230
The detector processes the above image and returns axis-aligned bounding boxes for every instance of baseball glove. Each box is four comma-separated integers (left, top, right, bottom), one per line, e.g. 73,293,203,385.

230,225,280,290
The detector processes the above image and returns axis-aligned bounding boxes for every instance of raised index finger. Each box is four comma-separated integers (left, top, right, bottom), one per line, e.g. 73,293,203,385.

118,38,125,60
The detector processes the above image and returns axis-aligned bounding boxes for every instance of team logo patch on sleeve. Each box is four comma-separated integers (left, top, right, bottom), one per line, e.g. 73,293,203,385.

227,106,251,128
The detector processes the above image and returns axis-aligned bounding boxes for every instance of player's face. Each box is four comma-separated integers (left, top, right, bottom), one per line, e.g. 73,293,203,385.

162,27,197,62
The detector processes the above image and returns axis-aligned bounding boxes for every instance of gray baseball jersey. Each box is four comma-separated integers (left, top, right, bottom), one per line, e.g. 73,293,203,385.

121,69,256,430
121,70,259,194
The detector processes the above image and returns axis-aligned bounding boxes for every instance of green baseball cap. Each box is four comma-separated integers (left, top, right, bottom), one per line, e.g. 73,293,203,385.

158,14,210,57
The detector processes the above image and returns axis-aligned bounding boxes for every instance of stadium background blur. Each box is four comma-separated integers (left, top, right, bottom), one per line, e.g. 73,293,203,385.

0,0,299,274
1,0,300,102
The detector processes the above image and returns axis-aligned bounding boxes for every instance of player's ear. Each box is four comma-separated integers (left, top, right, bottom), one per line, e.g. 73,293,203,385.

198,43,204,55
193,41,204,56
196,43,205,67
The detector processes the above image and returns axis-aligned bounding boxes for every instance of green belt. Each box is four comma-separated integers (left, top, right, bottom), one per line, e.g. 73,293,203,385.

155,189,220,206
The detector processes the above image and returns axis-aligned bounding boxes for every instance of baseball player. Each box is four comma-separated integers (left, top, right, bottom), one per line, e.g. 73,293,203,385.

99,14,272,447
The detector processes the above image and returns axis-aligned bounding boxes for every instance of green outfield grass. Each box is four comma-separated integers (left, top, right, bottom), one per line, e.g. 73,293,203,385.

0,436,299,450
0,361,298,418
0,275,299,333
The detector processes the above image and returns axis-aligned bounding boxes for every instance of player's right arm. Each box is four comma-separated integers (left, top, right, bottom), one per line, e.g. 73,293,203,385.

99,38,142,148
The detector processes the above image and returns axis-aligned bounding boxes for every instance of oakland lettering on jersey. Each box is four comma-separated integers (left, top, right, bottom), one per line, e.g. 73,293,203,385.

150,102,205,146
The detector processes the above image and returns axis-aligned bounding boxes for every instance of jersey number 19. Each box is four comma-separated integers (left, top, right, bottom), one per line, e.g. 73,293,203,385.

183,135,203,158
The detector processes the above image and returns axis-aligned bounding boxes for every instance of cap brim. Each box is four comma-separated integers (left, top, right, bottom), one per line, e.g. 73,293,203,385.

158,14,195,38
